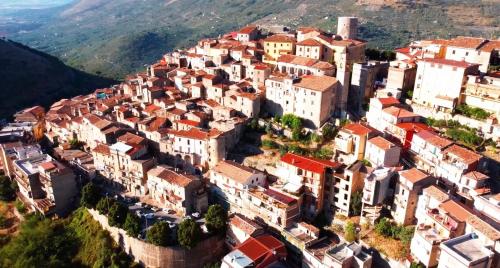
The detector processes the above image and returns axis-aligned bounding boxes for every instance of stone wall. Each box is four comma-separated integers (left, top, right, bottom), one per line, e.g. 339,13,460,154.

87,209,226,268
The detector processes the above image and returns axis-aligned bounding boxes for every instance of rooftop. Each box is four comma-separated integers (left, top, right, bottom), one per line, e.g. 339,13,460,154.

368,136,397,150
281,153,341,174
293,75,338,92
399,168,430,184
441,233,492,264
213,160,262,184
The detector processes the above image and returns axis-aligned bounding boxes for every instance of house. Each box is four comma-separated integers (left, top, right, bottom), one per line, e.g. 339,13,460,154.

226,213,265,249
236,26,259,42
438,233,494,268
392,168,435,225
146,165,207,215
333,122,378,165
295,38,323,60
323,242,373,268
210,160,267,207
412,58,479,113
463,74,500,117
265,75,339,129
277,54,335,77
13,155,77,216
360,166,395,224
349,61,389,113
365,136,401,168
275,153,341,219
436,144,483,190
262,34,296,64
14,106,45,123
384,59,417,98
221,235,287,268
329,161,367,217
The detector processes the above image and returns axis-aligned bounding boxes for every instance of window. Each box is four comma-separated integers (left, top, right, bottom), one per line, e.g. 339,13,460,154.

465,52,469,56
452,50,456,54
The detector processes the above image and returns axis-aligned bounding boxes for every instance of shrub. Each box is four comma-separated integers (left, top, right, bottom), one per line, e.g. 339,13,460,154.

14,199,26,214
146,221,172,246
292,128,302,141
177,218,201,249
0,176,16,201
455,104,491,120
205,204,228,234
261,139,279,149
312,147,333,160
344,222,357,242
0,215,7,228
281,114,302,130
322,124,336,141
349,191,362,216
96,197,116,215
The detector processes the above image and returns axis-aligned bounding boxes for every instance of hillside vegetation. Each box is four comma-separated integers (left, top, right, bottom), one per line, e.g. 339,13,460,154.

0,39,114,119
6,0,499,79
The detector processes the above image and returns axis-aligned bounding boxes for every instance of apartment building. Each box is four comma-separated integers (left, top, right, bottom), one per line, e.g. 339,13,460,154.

275,153,341,219
349,61,389,113
322,242,373,268
365,136,401,167
265,75,339,129
436,144,483,190
92,132,156,195
444,37,499,73
331,161,368,217
392,168,435,225
13,154,77,216
235,25,259,42
263,34,296,64
384,59,417,98
438,233,494,268
210,160,266,207
146,165,207,215
472,193,500,226
463,74,500,117
333,122,378,165
295,38,323,60
0,142,42,178
360,166,395,224
412,58,479,112
277,54,335,77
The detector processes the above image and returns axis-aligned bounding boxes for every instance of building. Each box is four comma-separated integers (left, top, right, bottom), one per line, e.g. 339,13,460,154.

275,153,341,219
438,233,494,268
221,235,287,268
463,74,500,117
360,167,395,224
296,38,323,60
263,34,296,64
412,58,479,113
277,54,335,77
436,144,483,190
392,168,435,225
331,161,368,217
323,242,372,268
337,17,358,40
384,59,417,98
226,214,265,249
265,75,339,129
13,154,77,216
236,25,259,42
365,136,401,168
210,160,267,207
444,37,499,73
333,122,378,165
349,61,389,113
146,165,207,215
0,142,42,178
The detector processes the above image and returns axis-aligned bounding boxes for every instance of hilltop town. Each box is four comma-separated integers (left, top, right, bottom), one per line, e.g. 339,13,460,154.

0,16,499,268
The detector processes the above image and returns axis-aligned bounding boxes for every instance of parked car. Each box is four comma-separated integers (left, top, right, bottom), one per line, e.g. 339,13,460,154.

145,213,154,220
191,212,200,218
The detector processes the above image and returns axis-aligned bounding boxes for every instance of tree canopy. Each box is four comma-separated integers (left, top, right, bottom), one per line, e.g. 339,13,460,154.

0,175,16,201
204,204,228,234
349,191,362,216
146,221,172,247
80,182,101,208
107,202,128,227
124,213,142,237
96,197,116,215
177,218,201,249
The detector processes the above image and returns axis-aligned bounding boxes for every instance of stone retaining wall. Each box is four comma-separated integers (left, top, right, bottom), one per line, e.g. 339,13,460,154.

87,209,226,268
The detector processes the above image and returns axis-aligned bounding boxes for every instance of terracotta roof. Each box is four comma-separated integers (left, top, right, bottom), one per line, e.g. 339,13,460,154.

229,214,262,235
463,171,489,181
281,153,341,174
148,166,194,187
298,27,321,34
117,132,145,145
479,40,500,52
421,58,479,69
213,160,262,184
39,161,57,171
439,200,473,223
343,123,376,136
297,38,322,47
264,34,296,43
144,104,161,114
238,25,257,34
466,215,500,241
176,119,201,127
447,37,486,49
394,122,433,133
400,168,430,184
294,75,338,92
93,144,110,155
443,144,482,165
368,136,396,150
236,235,286,263
424,185,449,202
278,54,319,67
382,106,419,118
377,97,400,106
169,127,222,140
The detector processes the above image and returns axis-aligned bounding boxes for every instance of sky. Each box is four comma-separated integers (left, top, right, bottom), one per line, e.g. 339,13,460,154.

0,0,74,10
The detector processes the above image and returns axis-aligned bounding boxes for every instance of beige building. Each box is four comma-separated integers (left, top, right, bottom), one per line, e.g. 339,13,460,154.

226,213,264,249
384,59,417,98
438,233,494,268
13,154,77,216
365,136,401,168
265,75,339,129
277,54,335,77
392,168,435,225
464,74,500,117
444,37,500,73
92,132,156,195
295,38,323,60
333,123,378,165
147,165,207,215
412,58,479,112
331,161,368,217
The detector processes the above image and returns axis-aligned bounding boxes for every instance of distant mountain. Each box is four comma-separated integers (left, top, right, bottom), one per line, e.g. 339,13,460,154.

0,39,114,119
4,0,500,79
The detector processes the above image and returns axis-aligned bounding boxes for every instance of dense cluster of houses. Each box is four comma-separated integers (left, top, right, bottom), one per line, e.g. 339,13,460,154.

1,15,499,268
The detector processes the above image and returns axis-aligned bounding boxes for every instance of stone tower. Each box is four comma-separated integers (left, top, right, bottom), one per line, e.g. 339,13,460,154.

337,16,358,40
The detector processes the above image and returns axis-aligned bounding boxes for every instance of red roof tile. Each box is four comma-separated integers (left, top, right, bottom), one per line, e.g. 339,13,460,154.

281,153,340,174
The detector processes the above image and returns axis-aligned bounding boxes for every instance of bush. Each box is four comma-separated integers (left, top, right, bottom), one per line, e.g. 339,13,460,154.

177,218,201,249
96,197,116,215
80,182,101,208
14,199,26,214
322,124,336,141
287,144,306,155
205,204,228,234
455,104,491,120
123,213,142,237
375,217,415,244
312,147,333,160
281,114,302,130
146,221,172,246
361,159,372,167
0,176,16,201
107,202,128,227
446,128,483,147
261,139,279,149
349,191,362,216
291,128,302,141
375,217,393,237
344,222,357,242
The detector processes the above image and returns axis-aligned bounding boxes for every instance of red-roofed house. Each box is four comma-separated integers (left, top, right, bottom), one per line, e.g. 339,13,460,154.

226,214,265,248
236,25,259,42
221,235,287,268
276,153,341,219
334,122,378,165
365,136,401,167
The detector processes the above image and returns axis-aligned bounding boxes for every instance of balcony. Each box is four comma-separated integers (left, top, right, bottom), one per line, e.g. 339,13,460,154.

334,135,353,154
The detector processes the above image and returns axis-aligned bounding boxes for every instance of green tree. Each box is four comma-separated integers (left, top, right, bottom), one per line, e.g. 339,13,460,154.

146,221,172,246
375,217,393,237
0,176,16,201
96,197,116,215
292,128,302,141
322,124,336,141
108,202,128,227
205,204,228,234
0,215,6,228
178,218,201,249
281,114,302,130
344,222,356,242
123,212,142,237
349,191,362,216
80,182,101,208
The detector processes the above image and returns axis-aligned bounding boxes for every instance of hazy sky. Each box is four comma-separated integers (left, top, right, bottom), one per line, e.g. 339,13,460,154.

0,0,74,10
